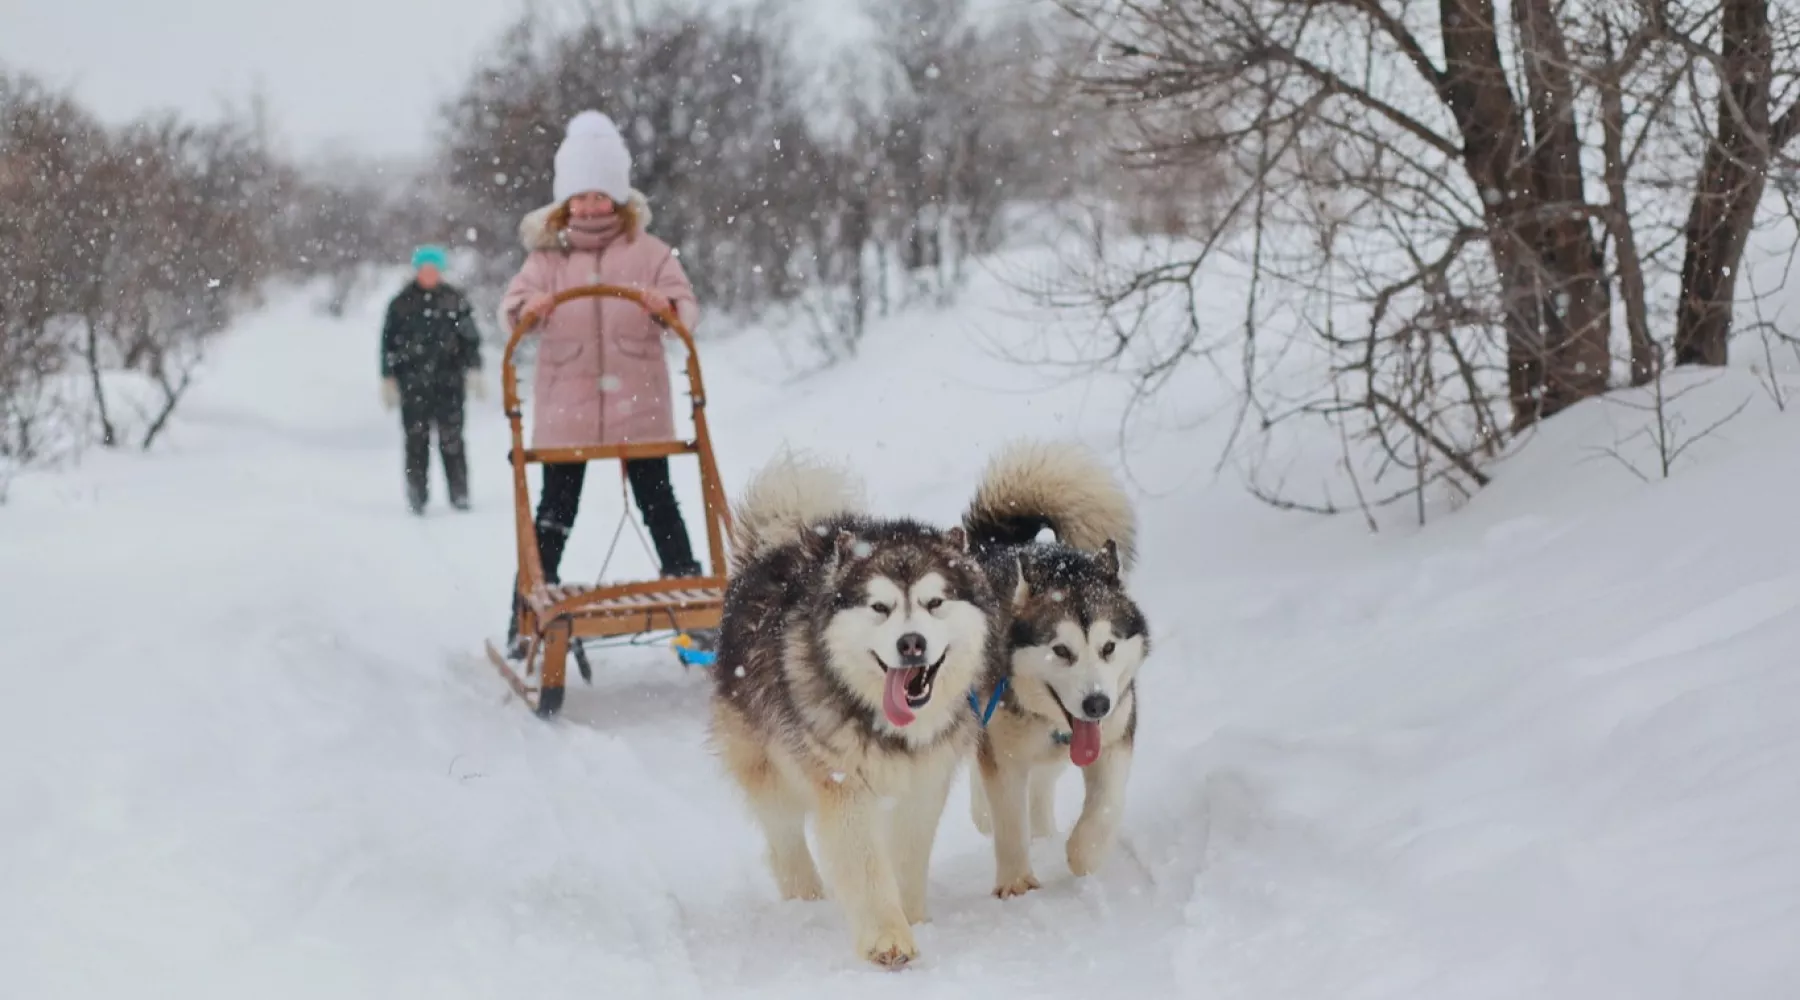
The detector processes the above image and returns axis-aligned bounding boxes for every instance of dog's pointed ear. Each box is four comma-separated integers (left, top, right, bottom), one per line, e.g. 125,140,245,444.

944,525,968,552
1097,539,1121,581
1012,554,1031,609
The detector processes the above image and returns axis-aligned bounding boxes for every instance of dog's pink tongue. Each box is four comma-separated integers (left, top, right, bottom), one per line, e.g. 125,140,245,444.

882,668,919,727
1069,720,1102,767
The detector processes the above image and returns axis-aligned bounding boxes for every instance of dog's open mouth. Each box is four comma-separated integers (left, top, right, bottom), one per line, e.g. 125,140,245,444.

1048,690,1104,768
875,651,946,727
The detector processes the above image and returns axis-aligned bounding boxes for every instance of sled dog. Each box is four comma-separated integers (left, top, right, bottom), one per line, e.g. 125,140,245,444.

962,440,1151,897
708,450,1004,969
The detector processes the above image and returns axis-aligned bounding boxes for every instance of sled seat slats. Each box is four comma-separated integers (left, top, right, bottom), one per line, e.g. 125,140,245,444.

529,583,723,613
523,580,727,642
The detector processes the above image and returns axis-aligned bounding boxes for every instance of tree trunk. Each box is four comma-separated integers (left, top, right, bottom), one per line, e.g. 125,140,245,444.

1596,22,1659,386
1438,0,1549,431
82,313,117,448
1438,0,1614,429
1672,0,1773,367
1516,0,1611,416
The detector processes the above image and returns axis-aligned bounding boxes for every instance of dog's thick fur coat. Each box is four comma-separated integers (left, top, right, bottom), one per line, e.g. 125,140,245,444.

962,440,1151,897
708,451,1004,968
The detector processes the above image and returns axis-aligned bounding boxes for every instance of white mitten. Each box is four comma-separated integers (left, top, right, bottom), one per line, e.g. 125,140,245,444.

466,370,487,401
381,377,399,411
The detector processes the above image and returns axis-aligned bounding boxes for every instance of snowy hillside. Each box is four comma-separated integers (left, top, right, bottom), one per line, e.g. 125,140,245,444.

4,258,1799,999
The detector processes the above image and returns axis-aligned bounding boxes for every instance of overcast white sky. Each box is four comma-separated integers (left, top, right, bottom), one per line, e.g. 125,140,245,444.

2,0,534,162
1,0,950,163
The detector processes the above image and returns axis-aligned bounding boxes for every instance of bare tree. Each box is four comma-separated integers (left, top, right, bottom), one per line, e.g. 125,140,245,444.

438,0,1052,368
1044,0,1800,513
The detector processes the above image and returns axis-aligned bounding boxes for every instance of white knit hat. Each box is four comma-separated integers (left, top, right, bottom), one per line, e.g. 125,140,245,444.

552,110,632,205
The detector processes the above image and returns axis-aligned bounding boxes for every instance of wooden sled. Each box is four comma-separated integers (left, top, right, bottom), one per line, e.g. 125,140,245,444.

485,284,731,718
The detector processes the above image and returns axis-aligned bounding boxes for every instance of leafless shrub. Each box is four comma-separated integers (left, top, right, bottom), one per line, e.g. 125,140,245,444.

1,69,284,466
1589,370,1753,481
273,155,440,317
0,73,103,472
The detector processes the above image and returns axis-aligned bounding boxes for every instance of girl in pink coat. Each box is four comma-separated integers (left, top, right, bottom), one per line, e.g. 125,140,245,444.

499,111,703,639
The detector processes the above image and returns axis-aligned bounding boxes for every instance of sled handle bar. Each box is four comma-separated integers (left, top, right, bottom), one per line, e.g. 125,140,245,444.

499,284,695,419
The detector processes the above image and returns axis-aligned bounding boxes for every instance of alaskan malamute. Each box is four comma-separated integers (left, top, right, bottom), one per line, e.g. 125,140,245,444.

961,440,1151,897
708,451,1004,968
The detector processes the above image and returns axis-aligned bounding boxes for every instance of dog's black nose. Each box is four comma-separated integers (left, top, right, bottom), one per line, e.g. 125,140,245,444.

1081,692,1111,720
896,632,928,666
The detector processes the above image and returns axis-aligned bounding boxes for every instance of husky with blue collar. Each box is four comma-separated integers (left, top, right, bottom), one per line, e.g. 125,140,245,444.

708,451,1006,969
961,441,1151,897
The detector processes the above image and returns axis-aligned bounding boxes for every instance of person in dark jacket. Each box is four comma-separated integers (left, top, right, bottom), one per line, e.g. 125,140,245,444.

381,245,484,514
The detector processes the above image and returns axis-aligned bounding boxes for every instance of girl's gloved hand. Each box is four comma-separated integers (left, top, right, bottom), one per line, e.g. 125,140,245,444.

519,292,557,328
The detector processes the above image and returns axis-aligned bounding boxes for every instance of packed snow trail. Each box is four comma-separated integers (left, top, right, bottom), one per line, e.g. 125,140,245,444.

4,273,1799,999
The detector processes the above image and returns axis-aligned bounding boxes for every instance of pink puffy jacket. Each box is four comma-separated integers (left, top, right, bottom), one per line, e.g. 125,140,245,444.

498,194,700,449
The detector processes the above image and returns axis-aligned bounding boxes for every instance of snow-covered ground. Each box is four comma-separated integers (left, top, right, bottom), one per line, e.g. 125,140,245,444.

4,258,1798,999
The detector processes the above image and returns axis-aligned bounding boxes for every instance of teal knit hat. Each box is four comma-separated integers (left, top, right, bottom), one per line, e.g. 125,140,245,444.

411,245,449,271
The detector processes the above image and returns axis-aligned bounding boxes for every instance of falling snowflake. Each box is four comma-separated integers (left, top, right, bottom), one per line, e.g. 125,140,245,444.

851,540,873,559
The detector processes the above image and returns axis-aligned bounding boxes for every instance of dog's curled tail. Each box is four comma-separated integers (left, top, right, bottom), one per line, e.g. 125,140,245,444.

963,439,1137,572
730,449,867,571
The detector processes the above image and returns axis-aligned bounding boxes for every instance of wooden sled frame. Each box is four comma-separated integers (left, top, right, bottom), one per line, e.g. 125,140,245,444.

484,284,732,717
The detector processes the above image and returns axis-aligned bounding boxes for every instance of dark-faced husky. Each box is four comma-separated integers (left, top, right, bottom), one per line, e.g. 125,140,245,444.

961,440,1151,897
708,451,1004,968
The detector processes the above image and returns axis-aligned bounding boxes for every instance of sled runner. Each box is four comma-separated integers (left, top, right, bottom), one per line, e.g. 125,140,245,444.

484,284,732,718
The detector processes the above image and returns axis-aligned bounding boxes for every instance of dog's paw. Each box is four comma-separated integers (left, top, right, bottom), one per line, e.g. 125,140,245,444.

858,925,919,969
992,873,1041,899
1065,822,1116,877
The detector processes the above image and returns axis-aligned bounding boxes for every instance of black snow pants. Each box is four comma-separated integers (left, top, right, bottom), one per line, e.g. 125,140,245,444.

505,458,702,646
399,378,468,511
533,458,700,581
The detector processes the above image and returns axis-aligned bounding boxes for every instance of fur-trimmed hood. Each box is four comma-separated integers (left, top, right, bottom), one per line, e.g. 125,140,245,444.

516,189,654,252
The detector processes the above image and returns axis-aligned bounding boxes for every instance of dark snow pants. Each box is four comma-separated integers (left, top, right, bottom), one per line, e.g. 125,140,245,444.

532,458,700,581
399,379,468,509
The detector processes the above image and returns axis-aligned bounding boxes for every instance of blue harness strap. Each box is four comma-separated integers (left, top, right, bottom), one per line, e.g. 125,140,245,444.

967,677,1009,726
